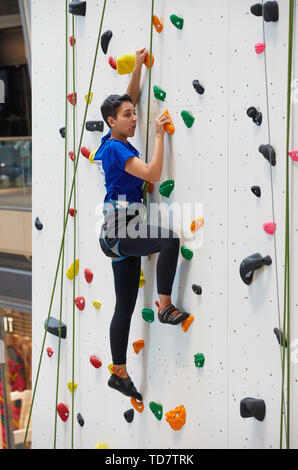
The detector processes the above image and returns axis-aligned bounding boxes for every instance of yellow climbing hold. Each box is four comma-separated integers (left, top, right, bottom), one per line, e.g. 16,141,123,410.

68,382,78,392
108,363,114,375
67,259,79,280
93,301,101,310
95,442,109,449
139,268,146,288
116,54,136,75
89,149,98,163
84,92,93,104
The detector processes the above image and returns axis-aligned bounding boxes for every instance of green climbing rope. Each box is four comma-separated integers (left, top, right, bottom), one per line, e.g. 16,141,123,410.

53,0,69,450
280,0,294,450
71,12,77,450
23,0,108,448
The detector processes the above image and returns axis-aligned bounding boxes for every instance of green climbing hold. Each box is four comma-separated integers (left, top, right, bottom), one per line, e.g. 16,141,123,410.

170,14,184,30
159,179,175,198
181,245,193,260
142,308,154,323
194,353,205,368
181,110,195,128
149,401,163,421
153,85,166,102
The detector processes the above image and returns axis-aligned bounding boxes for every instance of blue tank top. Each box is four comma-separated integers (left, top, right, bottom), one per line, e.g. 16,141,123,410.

93,129,144,203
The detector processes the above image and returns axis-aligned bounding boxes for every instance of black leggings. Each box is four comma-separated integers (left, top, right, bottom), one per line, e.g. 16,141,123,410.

110,225,180,365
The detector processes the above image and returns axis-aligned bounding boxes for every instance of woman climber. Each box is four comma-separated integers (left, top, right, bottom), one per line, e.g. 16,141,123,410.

94,47,191,402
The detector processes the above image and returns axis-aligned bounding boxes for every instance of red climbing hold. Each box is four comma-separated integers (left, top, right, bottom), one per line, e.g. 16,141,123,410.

108,56,117,70
69,151,75,162
75,296,85,311
255,43,265,54
57,403,69,422
84,268,93,283
47,347,53,358
289,150,298,162
69,36,76,46
69,208,77,217
90,355,102,368
263,222,276,235
67,93,77,105
80,147,90,159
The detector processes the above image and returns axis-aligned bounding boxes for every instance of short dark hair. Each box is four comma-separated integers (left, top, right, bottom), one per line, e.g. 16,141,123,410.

100,93,133,128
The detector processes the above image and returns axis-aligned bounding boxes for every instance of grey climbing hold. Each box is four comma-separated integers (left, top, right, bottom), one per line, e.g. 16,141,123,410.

35,217,43,230
86,121,104,132
247,106,262,126
239,253,272,285
69,0,86,16
192,80,205,95
240,397,266,422
101,30,113,54
274,327,287,347
77,412,84,427
59,127,65,138
251,186,261,197
192,284,202,295
259,144,276,166
124,408,134,423
44,317,67,339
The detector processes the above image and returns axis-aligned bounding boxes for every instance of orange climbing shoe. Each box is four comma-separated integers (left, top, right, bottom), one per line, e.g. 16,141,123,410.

155,301,190,325
108,366,142,401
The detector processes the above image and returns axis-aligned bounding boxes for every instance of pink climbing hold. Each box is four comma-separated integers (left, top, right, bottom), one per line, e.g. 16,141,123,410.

80,147,90,159
69,36,76,46
69,208,77,217
255,43,265,54
47,347,53,358
289,150,298,162
57,403,69,422
263,222,276,235
84,268,93,283
75,296,85,311
67,93,77,105
108,56,117,70
90,355,102,368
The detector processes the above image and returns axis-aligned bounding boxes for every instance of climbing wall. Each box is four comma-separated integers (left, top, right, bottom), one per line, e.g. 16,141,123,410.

31,0,298,449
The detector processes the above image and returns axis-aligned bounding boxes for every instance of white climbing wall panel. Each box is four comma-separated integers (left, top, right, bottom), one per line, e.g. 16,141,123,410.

31,0,298,449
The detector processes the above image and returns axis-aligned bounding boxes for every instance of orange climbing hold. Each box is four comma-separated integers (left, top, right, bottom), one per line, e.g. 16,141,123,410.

190,217,204,233
144,52,154,69
133,340,145,354
153,14,163,33
181,315,194,333
163,110,175,135
165,405,186,431
131,397,144,413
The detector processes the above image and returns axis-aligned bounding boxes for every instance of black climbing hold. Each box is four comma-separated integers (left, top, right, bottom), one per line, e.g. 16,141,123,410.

251,186,261,197
86,121,104,132
59,127,65,138
35,217,43,230
192,284,202,295
44,317,67,339
274,327,287,347
69,0,86,16
101,30,113,54
259,144,276,166
247,107,262,126
263,1,279,22
77,412,84,427
192,80,205,95
239,253,272,285
124,408,134,423
240,397,266,422
250,3,263,16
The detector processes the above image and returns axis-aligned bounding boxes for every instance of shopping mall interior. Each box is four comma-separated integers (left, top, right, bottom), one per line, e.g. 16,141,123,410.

0,0,32,449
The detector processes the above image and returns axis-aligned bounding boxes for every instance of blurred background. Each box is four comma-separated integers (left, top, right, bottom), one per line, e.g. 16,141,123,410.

0,0,32,450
